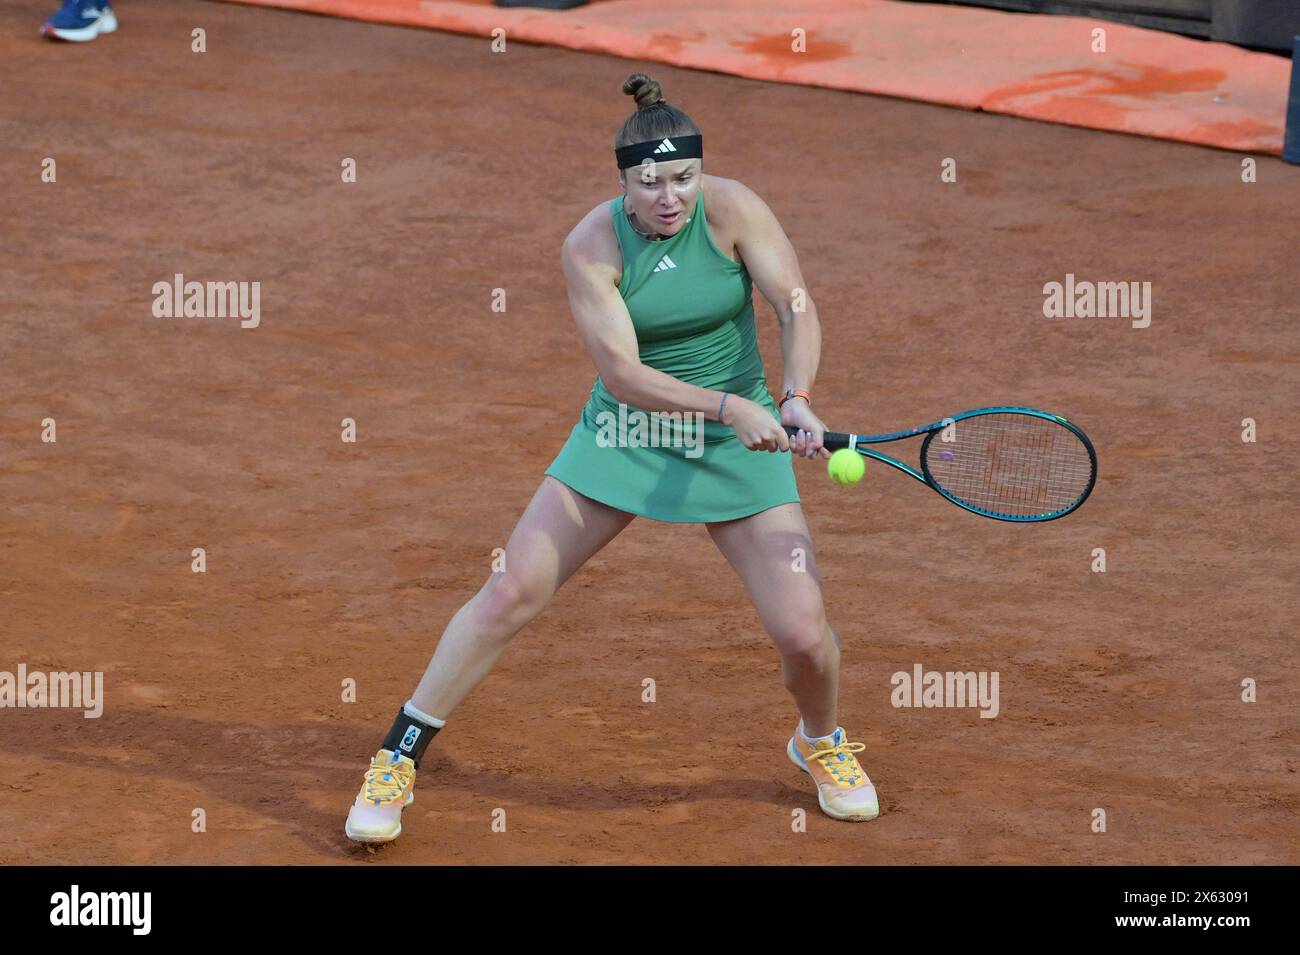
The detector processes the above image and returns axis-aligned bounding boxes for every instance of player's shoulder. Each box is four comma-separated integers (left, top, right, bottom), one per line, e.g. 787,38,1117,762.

565,198,617,242
702,175,771,228
561,199,622,281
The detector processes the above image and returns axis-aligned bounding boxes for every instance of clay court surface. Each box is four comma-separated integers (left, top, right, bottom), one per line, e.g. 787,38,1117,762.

2,0,1297,865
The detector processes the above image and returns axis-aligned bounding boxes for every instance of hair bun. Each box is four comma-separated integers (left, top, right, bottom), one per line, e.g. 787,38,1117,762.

622,73,664,111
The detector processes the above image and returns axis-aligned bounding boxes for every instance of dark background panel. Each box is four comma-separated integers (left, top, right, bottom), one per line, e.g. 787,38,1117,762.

905,0,1299,51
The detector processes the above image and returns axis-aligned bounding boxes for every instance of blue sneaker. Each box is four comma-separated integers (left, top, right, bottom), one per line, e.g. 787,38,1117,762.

41,0,118,43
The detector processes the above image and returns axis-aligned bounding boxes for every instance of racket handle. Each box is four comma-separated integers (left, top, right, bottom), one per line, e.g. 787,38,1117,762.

783,425,853,451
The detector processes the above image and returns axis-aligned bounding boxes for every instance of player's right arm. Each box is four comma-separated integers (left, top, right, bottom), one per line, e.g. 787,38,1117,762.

559,205,788,451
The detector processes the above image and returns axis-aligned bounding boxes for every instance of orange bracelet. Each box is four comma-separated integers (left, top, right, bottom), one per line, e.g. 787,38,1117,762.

778,388,812,408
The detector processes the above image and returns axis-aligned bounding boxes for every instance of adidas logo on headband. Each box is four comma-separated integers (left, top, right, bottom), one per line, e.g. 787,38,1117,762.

615,133,703,169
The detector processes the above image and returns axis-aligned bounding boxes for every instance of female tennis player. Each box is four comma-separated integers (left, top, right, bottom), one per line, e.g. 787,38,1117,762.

345,73,879,843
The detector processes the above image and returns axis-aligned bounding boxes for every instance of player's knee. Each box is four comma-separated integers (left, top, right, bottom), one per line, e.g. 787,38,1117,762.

477,572,551,629
773,617,835,668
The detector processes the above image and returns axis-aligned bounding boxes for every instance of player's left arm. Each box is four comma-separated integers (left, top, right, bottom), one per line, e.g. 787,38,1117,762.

730,182,829,458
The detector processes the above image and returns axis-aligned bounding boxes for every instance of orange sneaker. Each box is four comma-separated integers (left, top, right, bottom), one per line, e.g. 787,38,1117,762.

787,726,880,821
345,749,417,843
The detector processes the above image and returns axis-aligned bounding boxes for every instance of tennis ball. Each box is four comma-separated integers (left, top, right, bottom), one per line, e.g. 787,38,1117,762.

827,449,865,485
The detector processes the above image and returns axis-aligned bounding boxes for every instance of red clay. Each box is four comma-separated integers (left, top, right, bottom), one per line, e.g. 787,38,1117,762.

1,0,1297,865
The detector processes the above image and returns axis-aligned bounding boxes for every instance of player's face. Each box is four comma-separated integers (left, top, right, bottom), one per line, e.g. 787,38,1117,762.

620,158,701,236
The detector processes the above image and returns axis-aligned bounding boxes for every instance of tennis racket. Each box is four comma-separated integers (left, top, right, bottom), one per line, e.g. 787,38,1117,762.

785,406,1097,522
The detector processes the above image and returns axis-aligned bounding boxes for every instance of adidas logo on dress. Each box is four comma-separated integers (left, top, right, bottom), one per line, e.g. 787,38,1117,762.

652,255,677,273
652,139,678,154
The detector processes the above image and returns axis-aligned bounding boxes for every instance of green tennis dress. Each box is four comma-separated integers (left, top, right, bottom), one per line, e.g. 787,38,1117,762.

544,189,800,523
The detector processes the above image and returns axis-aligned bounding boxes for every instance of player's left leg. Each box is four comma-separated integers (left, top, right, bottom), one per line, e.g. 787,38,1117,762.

705,502,879,821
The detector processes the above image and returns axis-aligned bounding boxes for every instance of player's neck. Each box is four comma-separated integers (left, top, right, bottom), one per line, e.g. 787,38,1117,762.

625,207,667,241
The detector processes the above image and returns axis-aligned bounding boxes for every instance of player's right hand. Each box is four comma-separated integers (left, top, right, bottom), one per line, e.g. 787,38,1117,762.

722,396,790,453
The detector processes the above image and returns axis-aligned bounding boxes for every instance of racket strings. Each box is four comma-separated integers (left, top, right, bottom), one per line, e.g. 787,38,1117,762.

923,415,1093,518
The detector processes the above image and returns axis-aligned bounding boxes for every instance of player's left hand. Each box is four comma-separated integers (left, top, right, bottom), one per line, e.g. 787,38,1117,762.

780,400,832,459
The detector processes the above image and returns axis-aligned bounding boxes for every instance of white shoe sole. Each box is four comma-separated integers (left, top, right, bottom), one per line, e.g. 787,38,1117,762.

787,737,880,822
344,789,415,844
345,819,402,844
43,10,118,42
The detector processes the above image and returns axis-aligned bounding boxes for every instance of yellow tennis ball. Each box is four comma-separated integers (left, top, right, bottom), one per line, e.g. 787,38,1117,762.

827,449,865,485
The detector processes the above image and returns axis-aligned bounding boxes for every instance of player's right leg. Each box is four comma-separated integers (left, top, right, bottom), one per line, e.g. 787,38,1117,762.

344,476,635,844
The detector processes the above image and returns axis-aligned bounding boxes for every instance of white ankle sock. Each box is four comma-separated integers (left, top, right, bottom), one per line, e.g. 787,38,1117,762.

799,720,838,745
404,700,446,728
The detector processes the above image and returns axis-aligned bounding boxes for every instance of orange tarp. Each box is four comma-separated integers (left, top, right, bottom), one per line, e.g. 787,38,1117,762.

220,0,1290,154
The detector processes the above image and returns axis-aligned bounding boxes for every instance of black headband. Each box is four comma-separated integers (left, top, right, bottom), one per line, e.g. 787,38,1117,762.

615,134,703,170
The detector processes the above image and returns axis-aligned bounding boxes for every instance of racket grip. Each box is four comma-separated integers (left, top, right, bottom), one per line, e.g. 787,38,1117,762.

783,425,853,451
